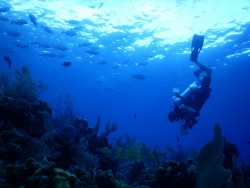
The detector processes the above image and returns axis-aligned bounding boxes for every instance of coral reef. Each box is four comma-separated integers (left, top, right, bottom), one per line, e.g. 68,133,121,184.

0,67,250,187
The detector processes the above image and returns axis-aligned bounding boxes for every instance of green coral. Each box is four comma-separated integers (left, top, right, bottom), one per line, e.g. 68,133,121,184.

115,180,130,188
53,175,71,188
12,66,39,103
53,168,77,187
196,124,231,188
113,136,162,162
0,66,46,109
25,158,76,188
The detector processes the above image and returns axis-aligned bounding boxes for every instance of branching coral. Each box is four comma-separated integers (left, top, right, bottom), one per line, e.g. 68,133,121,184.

101,120,119,137
92,116,118,137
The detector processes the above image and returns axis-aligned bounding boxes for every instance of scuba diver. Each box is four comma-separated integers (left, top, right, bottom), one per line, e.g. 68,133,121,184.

168,34,212,133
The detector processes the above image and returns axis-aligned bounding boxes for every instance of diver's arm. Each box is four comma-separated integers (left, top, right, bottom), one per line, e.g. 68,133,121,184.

179,104,197,114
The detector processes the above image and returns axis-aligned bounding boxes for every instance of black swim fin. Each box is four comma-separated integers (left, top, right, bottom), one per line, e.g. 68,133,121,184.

190,34,204,62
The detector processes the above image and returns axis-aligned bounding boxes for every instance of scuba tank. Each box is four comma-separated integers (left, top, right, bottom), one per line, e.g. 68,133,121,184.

172,81,198,107
181,81,198,100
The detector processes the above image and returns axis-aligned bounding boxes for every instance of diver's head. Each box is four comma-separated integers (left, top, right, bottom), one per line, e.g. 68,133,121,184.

168,111,178,122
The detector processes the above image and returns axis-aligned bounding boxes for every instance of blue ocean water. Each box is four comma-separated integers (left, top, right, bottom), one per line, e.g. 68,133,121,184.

0,0,250,164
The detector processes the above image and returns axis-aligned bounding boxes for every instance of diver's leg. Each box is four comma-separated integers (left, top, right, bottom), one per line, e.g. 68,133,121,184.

190,50,198,62
194,61,212,77
194,68,203,78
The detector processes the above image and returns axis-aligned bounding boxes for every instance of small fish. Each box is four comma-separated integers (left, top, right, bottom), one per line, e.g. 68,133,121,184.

39,43,51,48
0,6,10,12
89,2,104,9
41,25,54,33
98,60,107,65
247,140,250,144
3,56,12,68
85,48,99,55
14,40,29,48
65,19,80,25
53,44,68,51
7,30,21,37
0,15,10,22
134,113,137,119
79,41,92,47
132,74,146,80
111,64,120,69
29,14,38,27
98,2,104,9
62,29,77,36
62,62,72,67
73,25,84,31
39,51,56,58
11,18,28,25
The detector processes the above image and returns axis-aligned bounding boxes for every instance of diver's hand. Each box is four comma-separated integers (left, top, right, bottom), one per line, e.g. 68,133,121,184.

173,88,179,94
